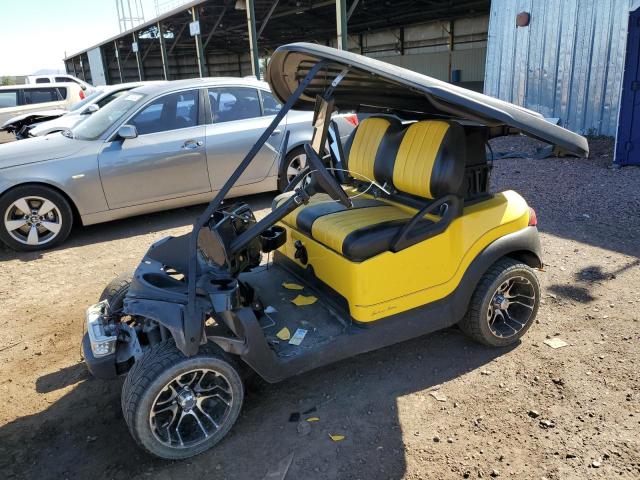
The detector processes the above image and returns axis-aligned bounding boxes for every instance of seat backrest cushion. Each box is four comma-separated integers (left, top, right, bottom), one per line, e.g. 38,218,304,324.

344,116,402,184
392,120,466,199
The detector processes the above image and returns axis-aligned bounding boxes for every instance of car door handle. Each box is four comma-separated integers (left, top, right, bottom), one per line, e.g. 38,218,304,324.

270,129,282,136
182,140,203,149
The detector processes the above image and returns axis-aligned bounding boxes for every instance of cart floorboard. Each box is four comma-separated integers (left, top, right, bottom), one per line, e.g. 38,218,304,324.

241,264,350,358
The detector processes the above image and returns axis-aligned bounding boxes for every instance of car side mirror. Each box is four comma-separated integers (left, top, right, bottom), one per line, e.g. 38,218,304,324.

117,125,138,140
86,104,99,114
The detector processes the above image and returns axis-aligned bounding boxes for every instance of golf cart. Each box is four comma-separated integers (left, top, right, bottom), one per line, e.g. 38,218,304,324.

82,43,588,460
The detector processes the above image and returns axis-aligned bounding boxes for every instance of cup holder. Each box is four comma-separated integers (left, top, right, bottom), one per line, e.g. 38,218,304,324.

259,226,287,253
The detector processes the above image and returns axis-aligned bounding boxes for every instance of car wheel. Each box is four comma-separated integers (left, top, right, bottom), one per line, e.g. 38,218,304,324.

121,341,244,460
459,258,540,347
99,271,134,318
278,146,308,192
0,185,73,251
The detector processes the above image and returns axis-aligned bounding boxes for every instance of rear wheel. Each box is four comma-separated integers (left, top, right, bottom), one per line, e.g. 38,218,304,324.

121,341,244,460
0,185,73,251
459,258,540,347
278,146,307,191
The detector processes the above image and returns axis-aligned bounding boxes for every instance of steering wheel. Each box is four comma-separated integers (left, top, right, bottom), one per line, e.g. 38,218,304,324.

303,143,352,208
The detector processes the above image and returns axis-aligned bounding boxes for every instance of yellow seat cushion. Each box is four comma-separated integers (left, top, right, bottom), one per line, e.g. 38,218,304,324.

311,205,412,254
392,120,450,199
347,117,394,182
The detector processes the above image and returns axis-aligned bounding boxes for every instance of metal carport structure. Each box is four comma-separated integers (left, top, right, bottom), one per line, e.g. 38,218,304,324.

64,0,490,87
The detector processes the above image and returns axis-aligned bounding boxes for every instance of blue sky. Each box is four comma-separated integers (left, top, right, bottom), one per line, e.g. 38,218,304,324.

0,0,160,75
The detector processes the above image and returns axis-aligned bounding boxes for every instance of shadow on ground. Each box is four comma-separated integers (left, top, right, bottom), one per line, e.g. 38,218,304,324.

0,193,274,263
548,258,640,303
0,329,513,479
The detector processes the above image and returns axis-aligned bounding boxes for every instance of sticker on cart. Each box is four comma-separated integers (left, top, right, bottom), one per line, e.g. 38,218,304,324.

289,328,308,346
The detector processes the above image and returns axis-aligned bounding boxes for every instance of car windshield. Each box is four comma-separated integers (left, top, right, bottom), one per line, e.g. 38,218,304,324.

68,90,102,112
72,92,146,140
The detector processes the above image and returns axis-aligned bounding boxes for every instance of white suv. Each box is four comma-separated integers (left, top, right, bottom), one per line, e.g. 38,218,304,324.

0,83,86,142
26,74,94,93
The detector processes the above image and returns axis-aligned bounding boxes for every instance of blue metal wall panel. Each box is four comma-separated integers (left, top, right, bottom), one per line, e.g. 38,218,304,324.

485,0,640,136
615,9,640,165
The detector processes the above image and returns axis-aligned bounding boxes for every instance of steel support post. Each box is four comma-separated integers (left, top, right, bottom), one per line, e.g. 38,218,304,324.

158,21,169,80
132,32,144,80
447,20,454,83
114,41,124,83
245,0,261,79
191,7,207,77
336,0,348,50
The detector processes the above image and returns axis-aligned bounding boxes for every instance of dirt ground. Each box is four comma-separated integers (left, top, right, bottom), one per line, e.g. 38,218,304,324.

0,136,638,480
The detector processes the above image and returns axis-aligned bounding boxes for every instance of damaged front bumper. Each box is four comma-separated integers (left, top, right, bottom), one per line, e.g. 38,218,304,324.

82,301,143,379
82,302,119,379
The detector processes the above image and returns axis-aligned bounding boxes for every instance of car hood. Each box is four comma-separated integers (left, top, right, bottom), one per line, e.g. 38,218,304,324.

1,109,68,129
0,133,90,169
30,114,84,136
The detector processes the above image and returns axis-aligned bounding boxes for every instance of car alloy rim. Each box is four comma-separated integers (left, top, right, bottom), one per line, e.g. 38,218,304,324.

4,196,63,246
149,368,234,449
487,276,536,338
286,153,307,183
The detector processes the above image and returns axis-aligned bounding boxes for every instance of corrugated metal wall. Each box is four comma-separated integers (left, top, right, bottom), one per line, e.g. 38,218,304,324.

348,15,488,88
485,0,640,136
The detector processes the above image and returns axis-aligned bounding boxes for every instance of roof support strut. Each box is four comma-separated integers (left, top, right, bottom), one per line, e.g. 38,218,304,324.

257,0,280,38
203,5,228,50
347,0,360,20
245,0,260,79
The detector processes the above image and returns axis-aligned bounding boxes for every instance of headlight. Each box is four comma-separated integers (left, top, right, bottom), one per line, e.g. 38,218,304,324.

86,301,117,358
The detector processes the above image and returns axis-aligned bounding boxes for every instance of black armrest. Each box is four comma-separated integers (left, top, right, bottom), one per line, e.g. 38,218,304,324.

391,194,462,252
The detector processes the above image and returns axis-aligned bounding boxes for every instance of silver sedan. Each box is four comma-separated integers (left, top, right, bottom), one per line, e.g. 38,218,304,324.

0,78,357,251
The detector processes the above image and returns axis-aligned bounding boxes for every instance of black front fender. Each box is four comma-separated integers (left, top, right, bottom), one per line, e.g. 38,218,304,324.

124,298,190,354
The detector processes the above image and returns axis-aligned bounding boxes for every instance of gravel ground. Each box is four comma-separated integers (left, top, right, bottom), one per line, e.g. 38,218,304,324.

0,136,638,479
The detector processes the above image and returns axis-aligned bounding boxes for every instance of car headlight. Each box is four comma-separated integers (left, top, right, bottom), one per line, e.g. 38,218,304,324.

86,301,117,357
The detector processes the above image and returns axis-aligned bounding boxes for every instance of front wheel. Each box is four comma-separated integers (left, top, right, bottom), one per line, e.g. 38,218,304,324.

0,185,73,251
459,258,540,347
121,341,244,460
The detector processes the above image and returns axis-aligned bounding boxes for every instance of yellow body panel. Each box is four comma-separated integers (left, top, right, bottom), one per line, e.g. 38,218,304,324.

393,121,449,199
277,190,530,322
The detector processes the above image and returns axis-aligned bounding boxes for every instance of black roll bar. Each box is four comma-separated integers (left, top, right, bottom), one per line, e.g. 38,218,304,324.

181,60,327,355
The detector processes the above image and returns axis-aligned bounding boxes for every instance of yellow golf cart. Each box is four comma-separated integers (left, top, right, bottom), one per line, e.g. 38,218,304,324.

82,43,588,459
